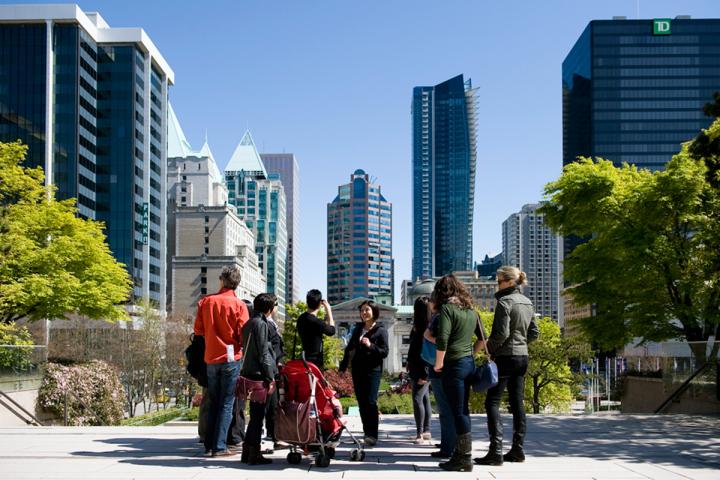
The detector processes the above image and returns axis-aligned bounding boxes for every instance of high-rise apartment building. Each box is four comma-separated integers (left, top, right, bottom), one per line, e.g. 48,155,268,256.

327,170,393,304
563,17,720,171
225,132,287,322
412,74,477,280
502,204,563,323
261,153,299,306
0,5,173,309
166,106,265,313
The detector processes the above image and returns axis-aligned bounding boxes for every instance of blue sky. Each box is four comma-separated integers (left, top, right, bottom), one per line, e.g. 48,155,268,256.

13,0,719,300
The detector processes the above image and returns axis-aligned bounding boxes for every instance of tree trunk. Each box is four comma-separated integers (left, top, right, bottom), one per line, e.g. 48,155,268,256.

532,376,540,414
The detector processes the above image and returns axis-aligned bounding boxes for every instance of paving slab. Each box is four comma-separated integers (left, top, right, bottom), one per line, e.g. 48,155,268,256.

0,414,718,479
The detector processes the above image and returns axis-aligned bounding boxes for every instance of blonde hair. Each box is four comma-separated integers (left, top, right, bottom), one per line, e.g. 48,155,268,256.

497,266,527,287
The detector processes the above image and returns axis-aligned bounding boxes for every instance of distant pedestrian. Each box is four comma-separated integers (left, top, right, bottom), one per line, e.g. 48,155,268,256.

407,296,432,444
296,289,335,369
193,265,249,457
475,266,539,466
339,300,389,447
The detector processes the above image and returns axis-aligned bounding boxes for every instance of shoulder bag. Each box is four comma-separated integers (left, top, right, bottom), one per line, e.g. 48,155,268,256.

471,313,499,392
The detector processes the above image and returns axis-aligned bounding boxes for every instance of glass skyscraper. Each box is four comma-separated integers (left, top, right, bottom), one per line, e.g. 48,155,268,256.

327,170,393,304
225,132,288,322
261,153,300,306
563,17,720,170
0,5,174,309
412,74,477,280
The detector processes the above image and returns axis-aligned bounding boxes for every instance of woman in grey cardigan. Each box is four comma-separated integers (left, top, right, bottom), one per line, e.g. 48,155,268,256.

475,266,539,466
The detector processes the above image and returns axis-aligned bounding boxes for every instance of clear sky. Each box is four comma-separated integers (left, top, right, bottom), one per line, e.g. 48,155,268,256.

14,0,719,301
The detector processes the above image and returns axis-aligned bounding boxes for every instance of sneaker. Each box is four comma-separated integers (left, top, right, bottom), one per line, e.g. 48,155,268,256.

413,436,425,444
203,449,213,457
274,441,291,450
422,432,432,441
363,436,377,447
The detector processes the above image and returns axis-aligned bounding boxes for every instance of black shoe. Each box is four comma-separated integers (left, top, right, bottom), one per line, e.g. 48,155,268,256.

439,453,472,472
431,450,451,458
247,444,272,465
474,452,503,466
503,448,525,463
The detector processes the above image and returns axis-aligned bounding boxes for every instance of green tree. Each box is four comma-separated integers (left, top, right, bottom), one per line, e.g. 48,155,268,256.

525,318,592,414
542,117,720,361
0,322,34,370
282,301,343,368
0,141,132,324
470,311,590,414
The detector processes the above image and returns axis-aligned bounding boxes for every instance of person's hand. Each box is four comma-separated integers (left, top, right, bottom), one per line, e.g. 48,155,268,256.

321,299,331,311
433,365,442,373
361,337,371,347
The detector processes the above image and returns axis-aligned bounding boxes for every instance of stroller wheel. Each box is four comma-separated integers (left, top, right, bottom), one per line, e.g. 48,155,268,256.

325,447,335,459
287,452,302,464
315,454,331,468
350,448,366,462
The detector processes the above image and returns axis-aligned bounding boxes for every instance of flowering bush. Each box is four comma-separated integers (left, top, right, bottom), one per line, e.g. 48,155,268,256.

38,360,124,425
323,369,354,397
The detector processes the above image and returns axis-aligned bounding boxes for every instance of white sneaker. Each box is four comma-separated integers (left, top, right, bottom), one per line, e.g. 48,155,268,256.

413,436,425,444
422,432,432,441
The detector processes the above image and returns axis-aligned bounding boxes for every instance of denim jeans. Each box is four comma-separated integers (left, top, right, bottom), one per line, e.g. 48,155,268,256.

411,378,431,436
441,355,475,435
484,355,529,453
205,361,240,452
430,376,456,453
352,367,382,439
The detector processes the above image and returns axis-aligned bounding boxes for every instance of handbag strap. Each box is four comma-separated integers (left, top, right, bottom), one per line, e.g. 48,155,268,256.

475,313,491,357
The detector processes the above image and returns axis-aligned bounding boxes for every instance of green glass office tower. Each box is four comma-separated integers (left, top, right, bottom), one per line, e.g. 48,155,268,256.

0,5,174,309
563,17,720,170
412,74,477,280
327,169,393,304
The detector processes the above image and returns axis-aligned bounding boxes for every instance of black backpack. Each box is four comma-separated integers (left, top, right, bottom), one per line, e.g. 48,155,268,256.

185,334,208,387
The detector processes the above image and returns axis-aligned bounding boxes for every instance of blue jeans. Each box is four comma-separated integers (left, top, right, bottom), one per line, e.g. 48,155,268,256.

441,355,474,435
430,376,456,454
205,361,240,452
352,367,382,439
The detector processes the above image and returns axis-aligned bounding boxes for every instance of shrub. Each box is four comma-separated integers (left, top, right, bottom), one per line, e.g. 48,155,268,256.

0,322,34,370
377,392,413,414
338,396,358,413
38,360,124,425
323,369,354,397
121,407,185,426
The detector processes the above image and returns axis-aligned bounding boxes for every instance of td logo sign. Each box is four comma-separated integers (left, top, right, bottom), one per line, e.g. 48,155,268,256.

653,19,672,35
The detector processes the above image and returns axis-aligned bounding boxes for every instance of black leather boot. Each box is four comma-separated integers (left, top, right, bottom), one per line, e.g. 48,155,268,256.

247,443,272,465
474,450,503,466
503,446,525,463
439,432,473,472
240,442,250,463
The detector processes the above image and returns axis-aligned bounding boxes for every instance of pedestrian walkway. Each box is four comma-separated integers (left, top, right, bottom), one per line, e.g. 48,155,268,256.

0,414,718,479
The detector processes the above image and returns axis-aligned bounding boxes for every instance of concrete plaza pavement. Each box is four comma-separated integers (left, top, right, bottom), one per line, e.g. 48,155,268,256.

0,414,718,479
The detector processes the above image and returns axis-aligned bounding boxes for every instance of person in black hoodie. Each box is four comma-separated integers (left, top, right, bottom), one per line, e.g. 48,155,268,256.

339,300,389,446
240,293,278,465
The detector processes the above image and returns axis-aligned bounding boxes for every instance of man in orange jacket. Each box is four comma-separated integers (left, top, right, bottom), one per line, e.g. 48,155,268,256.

194,265,249,456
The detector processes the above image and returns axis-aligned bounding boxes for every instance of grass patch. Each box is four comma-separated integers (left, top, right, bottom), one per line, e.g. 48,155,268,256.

121,407,186,426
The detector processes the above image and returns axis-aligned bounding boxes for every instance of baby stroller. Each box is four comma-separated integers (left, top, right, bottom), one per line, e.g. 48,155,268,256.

275,354,365,467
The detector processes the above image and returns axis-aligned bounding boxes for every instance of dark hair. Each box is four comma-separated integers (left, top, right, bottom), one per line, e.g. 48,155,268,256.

430,274,474,310
413,296,431,333
358,300,380,320
242,299,254,317
306,289,322,310
253,293,276,315
219,264,242,290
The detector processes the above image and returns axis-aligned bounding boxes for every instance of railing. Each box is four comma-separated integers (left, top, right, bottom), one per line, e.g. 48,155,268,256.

623,340,719,413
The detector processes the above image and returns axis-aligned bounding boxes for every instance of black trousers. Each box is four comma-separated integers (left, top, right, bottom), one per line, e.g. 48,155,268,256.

264,388,278,442
484,355,528,453
352,367,382,439
246,400,268,446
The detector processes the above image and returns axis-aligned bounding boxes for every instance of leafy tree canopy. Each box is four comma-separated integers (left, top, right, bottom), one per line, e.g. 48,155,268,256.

0,142,132,323
541,116,720,359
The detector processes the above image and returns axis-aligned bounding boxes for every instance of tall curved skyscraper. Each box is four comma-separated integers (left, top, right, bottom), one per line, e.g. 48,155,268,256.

412,74,477,280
